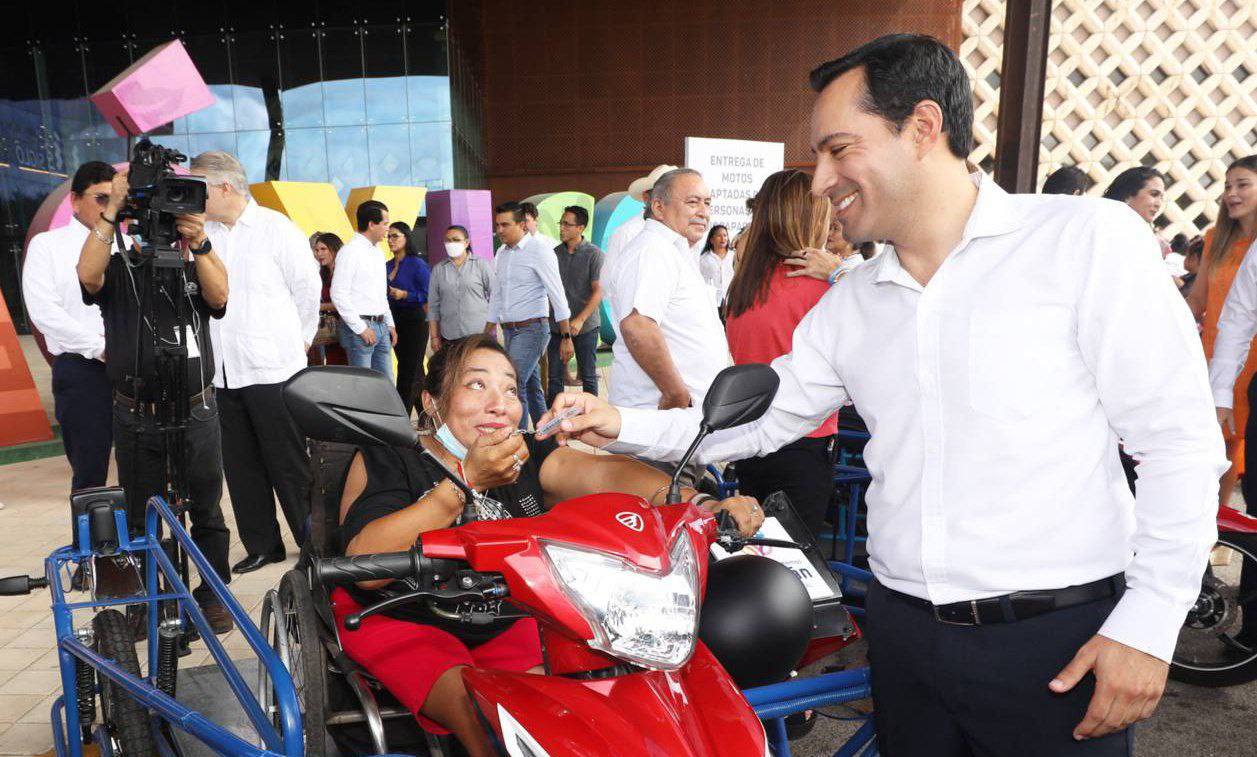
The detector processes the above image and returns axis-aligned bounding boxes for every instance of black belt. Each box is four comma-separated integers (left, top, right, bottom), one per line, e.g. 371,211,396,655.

114,387,214,415
501,317,544,329
361,314,386,322
893,574,1124,626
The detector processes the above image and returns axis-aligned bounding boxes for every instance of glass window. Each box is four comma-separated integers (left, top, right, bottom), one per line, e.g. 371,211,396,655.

184,85,240,134
320,26,366,128
236,130,270,184
189,132,238,158
409,122,453,190
367,124,412,186
282,128,329,182
278,27,324,128
364,25,407,125
406,76,452,124
325,125,370,201
322,79,367,128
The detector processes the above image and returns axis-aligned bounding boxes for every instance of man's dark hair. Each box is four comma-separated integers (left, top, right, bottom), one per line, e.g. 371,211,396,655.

1102,166,1164,203
1170,233,1189,254
809,34,974,159
71,161,116,196
356,199,388,231
494,201,527,224
1041,166,1092,195
519,201,540,220
563,205,589,228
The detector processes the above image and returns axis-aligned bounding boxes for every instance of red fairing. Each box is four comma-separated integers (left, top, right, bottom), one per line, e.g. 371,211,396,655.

1218,505,1257,534
418,496,715,656
464,643,765,757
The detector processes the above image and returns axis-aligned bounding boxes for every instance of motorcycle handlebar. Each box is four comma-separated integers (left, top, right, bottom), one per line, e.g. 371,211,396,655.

314,551,418,585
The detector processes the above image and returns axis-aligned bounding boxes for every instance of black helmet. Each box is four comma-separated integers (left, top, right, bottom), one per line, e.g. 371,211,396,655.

699,555,813,688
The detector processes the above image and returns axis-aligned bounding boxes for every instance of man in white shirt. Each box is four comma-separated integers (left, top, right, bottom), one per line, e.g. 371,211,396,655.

332,200,397,380
545,34,1225,755
520,201,560,252
22,161,118,491
489,201,573,428
193,151,321,574
605,164,677,260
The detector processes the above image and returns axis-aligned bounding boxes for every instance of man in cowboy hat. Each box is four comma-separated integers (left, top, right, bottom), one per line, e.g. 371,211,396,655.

605,164,678,260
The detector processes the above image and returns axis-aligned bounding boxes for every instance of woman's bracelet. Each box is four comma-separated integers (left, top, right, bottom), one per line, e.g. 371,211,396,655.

440,477,467,506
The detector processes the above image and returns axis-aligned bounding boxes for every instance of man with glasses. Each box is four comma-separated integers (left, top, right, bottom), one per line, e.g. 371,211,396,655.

22,161,121,492
547,206,604,403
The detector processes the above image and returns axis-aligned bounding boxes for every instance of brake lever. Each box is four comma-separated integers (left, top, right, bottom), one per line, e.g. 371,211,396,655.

344,586,506,630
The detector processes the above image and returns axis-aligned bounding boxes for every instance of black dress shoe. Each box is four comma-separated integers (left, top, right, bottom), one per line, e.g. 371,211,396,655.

231,552,286,574
199,602,233,635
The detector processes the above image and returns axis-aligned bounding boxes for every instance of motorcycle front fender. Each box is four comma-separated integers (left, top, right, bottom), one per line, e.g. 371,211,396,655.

463,645,766,757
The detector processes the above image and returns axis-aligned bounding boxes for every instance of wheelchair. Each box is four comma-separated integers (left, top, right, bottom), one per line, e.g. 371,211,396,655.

256,440,457,756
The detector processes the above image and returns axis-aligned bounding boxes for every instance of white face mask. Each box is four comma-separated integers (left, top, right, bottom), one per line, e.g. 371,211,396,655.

445,240,467,258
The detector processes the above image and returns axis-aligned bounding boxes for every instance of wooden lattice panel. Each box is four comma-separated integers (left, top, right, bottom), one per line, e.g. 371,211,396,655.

961,0,1257,236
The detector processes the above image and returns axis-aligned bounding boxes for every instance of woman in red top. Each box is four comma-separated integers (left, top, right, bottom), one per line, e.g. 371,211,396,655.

725,169,837,536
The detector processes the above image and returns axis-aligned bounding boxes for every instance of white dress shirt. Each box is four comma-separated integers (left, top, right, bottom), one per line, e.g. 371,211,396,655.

22,218,114,360
331,233,394,335
605,219,730,409
205,199,321,388
612,176,1226,662
605,215,645,259
699,249,736,304
488,234,571,324
1207,237,1257,408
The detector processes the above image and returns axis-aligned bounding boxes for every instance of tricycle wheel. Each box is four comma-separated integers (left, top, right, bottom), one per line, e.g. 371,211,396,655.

263,570,330,755
93,608,156,757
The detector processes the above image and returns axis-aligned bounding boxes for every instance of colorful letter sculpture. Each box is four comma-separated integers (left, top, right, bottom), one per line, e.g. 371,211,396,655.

251,181,355,241
425,190,495,265
522,191,596,246
90,40,215,138
0,286,53,446
591,192,645,346
345,186,428,255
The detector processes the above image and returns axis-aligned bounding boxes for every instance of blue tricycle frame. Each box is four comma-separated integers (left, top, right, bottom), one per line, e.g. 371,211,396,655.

46,495,305,757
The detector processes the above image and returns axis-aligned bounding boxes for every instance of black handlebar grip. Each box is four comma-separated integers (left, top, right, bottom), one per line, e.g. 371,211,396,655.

314,552,417,585
0,575,48,597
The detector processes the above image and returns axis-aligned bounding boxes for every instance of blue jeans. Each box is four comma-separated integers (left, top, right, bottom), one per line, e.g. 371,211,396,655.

339,320,394,382
503,320,550,429
547,329,599,404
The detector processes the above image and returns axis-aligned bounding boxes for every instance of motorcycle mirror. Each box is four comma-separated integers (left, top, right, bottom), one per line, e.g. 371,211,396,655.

701,364,780,432
283,366,418,447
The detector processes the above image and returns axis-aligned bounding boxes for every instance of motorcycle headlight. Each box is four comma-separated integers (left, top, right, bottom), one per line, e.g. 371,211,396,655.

543,532,700,670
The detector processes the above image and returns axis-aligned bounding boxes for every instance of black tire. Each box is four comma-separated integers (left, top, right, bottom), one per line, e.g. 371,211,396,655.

270,570,330,756
93,609,157,757
1171,532,1257,687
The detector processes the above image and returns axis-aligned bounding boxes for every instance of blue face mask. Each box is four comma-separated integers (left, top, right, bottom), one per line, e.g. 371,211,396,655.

434,423,468,461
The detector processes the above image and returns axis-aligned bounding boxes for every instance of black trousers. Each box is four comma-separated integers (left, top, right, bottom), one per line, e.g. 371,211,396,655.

1239,375,1257,641
734,435,834,537
865,579,1133,757
52,354,113,491
218,382,312,558
391,306,429,415
546,329,600,404
112,395,232,604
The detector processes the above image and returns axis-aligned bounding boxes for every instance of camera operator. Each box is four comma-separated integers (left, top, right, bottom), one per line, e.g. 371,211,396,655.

77,166,234,635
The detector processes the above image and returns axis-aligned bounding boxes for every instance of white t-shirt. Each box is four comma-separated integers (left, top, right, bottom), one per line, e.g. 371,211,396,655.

605,215,645,260
699,249,736,304
605,219,730,408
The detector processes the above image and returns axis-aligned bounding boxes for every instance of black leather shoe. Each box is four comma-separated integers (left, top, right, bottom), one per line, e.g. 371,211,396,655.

231,552,286,575
199,602,233,635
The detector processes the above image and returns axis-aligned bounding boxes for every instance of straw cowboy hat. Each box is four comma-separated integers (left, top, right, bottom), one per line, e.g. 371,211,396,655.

627,164,679,202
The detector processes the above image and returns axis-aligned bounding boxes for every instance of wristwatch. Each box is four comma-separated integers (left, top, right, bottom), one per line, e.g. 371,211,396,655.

189,238,212,256
561,332,573,340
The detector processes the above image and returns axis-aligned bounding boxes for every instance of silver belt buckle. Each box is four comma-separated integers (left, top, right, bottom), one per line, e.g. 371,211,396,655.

933,599,982,626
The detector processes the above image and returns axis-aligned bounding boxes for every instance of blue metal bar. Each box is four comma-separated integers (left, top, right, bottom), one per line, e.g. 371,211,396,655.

767,716,790,757
745,668,871,707
752,686,873,720
144,496,302,755
50,696,68,757
59,593,186,611
45,554,84,757
833,718,878,757
59,636,275,757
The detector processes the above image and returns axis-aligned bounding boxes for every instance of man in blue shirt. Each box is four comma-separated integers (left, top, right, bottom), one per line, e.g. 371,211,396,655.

490,201,573,428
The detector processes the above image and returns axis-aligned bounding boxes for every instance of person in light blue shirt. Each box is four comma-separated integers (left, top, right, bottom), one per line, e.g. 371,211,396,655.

489,201,573,428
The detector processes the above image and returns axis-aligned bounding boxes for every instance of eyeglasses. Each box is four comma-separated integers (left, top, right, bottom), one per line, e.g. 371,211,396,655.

91,193,110,207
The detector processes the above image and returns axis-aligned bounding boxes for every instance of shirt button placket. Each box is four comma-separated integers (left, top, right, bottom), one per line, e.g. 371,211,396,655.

916,281,949,598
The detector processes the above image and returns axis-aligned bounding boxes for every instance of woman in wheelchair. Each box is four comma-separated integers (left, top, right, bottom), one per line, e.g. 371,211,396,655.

333,334,763,757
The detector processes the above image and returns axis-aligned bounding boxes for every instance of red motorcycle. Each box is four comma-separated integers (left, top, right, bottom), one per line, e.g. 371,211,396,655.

1170,504,1257,687
284,363,828,756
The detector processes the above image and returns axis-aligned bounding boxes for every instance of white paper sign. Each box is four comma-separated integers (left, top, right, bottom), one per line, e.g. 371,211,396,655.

684,137,786,236
710,517,840,601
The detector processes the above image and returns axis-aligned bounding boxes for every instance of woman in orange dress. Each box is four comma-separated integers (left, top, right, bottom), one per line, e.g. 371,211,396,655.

1187,155,1257,506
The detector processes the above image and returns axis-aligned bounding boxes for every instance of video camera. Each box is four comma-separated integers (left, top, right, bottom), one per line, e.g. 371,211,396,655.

117,139,208,268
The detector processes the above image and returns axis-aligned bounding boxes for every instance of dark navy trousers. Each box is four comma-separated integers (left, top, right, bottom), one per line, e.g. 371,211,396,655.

51,354,113,491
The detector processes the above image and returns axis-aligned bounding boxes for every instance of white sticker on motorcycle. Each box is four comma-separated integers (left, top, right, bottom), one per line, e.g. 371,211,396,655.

498,704,552,757
615,511,644,532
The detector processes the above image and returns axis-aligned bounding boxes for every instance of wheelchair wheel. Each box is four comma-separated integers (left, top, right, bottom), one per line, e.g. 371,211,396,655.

93,608,157,757
260,570,330,755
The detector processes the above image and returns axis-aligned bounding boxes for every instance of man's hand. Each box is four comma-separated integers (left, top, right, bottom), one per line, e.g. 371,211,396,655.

783,247,841,281
105,168,130,215
570,317,585,334
389,287,407,300
359,327,378,346
560,336,575,365
710,495,765,538
537,392,622,448
1050,634,1169,740
430,332,442,353
1218,407,1236,437
389,327,398,346
658,391,691,410
461,426,529,489
175,213,208,247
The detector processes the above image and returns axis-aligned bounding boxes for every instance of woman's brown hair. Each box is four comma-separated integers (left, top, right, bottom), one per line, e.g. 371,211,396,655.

419,334,513,429
724,169,831,318
1206,155,1257,275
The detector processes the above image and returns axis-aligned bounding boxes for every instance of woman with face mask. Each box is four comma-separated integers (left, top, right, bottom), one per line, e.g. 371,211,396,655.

427,225,498,353
334,335,762,756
